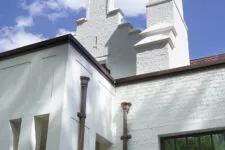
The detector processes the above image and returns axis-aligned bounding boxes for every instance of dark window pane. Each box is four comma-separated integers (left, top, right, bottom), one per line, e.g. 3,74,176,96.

213,133,225,150
176,137,187,150
200,135,212,150
163,138,175,150
188,136,199,150
160,131,225,150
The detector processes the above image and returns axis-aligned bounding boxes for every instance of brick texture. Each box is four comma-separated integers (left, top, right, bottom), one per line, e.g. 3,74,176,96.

111,66,225,150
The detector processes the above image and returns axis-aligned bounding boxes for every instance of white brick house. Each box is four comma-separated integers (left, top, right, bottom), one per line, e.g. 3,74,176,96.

0,0,225,150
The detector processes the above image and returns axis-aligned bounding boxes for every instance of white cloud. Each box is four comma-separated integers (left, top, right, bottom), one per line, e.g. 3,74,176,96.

45,1,61,10
56,28,75,37
16,16,34,27
57,0,87,10
47,12,68,21
0,0,77,52
21,0,147,18
0,27,46,52
0,0,148,52
0,1,46,52
115,0,148,16
23,1,45,16
21,0,86,19
0,0,84,52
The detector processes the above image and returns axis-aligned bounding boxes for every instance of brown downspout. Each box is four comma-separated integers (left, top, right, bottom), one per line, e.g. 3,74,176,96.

121,102,132,150
78,76,90,150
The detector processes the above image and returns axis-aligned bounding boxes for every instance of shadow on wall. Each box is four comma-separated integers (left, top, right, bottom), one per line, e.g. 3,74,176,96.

114,67,225,149
0,53,66,150
67,49,115,149
105,24,141,78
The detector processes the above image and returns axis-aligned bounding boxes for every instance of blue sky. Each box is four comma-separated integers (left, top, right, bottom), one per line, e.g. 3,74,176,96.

0,0,224,60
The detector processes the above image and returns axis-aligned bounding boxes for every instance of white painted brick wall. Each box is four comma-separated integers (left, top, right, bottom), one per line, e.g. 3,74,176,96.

112,67,225,150
146,1,174,28
136,42,170,74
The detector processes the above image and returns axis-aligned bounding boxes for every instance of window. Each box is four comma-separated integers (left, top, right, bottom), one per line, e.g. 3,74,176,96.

10,118,22,150
95,134,111,150
34,114,49,150
161,130,225,150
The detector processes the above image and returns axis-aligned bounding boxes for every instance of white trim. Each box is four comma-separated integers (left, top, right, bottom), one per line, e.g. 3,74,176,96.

135,33,175,49
141,24,177,37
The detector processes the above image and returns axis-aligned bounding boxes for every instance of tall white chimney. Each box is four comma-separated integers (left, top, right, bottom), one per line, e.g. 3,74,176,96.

135,0,190,74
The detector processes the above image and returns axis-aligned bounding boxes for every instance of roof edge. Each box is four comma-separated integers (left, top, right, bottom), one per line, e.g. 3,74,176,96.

67,35,115,85
1,34,225,88
0,34,115,85
115,58,225,87
0,35,69,61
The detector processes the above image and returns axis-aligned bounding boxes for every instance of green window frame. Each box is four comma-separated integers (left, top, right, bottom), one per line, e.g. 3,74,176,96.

161,130,225,150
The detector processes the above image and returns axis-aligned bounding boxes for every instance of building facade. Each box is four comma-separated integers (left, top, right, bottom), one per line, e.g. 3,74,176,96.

76,0,190,78
0,0,225,150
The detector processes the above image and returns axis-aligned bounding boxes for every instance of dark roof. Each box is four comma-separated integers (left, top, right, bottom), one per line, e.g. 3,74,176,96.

1,34,225,87
0,34,114,85
190,53,225,65
115,55,225,87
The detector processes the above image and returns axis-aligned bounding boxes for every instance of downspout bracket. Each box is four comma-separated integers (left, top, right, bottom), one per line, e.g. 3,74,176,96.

77,112,87,119
121,135,132,140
